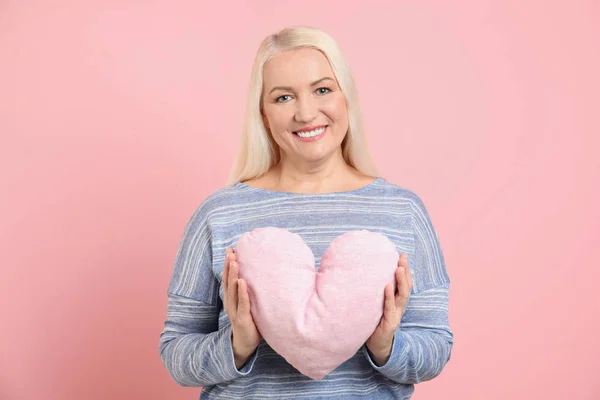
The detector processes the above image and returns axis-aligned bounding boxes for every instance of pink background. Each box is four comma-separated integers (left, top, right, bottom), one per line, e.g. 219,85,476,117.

1,1,599,399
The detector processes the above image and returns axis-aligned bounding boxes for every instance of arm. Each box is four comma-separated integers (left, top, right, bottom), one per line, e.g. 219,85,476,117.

363,284,452,383
158,201,258,387
159,293,258,387
364,194,454,383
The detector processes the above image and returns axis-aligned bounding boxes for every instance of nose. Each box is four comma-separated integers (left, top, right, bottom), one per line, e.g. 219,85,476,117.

294,94,318,123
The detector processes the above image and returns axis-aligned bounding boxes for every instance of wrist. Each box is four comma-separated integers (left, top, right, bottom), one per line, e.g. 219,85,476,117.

231,333,257,368
367,346,391,367
233,352,250,369
366,338,393,367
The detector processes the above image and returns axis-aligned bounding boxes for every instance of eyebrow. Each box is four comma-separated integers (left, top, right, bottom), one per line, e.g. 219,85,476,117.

268,77,335,94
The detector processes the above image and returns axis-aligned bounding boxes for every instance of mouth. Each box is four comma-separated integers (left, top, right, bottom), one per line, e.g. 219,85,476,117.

292,125,328,140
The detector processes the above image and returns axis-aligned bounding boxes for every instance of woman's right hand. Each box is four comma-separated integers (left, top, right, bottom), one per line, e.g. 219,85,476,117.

223,247,261,369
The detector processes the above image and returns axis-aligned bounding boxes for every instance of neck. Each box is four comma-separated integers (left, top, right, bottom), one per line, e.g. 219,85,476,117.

272,148,355,193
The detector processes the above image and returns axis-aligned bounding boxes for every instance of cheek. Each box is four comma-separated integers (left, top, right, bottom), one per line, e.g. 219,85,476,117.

265,108,292,132
323,95,348,123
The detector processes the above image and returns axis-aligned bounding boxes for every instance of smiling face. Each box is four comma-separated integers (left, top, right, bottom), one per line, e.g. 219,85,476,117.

261,47,349,165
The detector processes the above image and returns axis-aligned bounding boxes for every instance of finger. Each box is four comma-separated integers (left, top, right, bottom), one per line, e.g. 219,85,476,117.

395,265,410,309
398,253,408,269
228,260,239,311
223,248,231,293
237,279,251,317
404,255,413,292
383,283,395,320
396,254,408,291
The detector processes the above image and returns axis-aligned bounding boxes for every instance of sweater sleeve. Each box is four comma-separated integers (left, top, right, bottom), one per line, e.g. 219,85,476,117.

362,193,453,383
158,201,258,387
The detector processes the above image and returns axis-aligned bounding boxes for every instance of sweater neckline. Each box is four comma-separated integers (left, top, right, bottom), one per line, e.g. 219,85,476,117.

234,177,385,196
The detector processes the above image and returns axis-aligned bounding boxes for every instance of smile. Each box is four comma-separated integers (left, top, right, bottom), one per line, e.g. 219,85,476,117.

293,126,327,141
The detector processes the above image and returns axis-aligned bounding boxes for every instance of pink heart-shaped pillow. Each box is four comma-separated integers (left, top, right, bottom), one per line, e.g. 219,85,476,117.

235,227,399,380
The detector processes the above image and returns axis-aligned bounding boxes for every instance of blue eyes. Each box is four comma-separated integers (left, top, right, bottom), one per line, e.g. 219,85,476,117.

275,87,331,103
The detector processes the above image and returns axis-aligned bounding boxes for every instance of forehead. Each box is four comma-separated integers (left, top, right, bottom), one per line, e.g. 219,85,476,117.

263,48,335,88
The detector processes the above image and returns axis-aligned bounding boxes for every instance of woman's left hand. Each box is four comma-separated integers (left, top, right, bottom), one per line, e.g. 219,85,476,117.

365,253,413,366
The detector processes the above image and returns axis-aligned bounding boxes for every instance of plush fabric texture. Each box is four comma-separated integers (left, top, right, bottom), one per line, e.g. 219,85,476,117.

235,226,399,380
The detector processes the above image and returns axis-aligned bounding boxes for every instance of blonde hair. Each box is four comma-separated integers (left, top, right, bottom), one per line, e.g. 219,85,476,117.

226,26,380,186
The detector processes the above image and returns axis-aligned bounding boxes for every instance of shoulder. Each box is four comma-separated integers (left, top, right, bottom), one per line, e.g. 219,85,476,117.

375,179,438,230
184,184,244,228
376,178,427,208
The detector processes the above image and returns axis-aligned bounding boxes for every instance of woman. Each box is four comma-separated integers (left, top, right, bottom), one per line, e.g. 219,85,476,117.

159,26,453,399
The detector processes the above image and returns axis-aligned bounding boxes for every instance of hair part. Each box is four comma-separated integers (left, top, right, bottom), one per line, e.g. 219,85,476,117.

226,25,380,186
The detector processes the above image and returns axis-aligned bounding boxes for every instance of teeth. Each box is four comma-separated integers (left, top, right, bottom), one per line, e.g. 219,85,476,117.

296,126,326,138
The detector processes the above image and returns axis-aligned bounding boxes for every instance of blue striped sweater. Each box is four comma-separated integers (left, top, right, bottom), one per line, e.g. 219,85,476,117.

159,177,453,399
